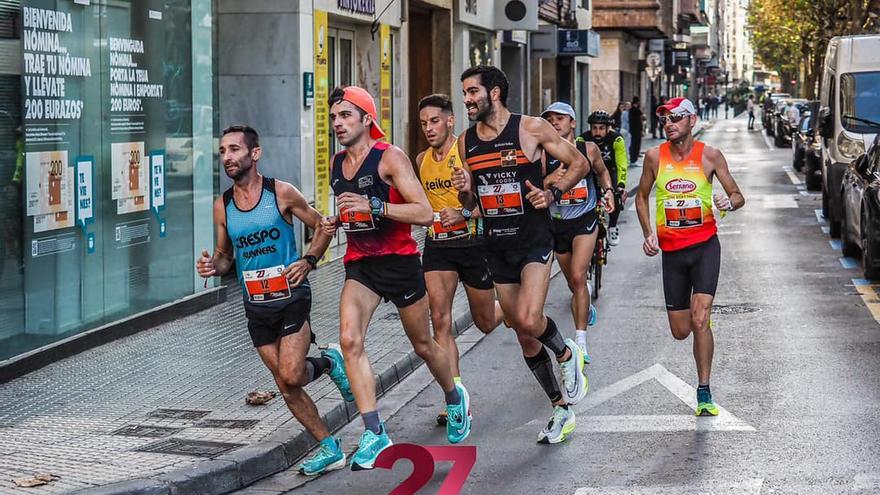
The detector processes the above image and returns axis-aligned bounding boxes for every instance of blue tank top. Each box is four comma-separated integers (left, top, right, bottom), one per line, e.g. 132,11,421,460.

224,177,306,311
546,139,597,220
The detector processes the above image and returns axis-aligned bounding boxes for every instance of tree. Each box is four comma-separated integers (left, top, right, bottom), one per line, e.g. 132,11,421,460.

749,0,880,99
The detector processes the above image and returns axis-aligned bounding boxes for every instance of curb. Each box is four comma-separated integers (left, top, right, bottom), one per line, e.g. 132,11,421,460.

70,303,479,495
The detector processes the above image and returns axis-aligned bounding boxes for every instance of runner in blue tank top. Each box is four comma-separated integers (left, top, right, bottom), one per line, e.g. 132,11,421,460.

196,125,352,476
540,101,615,364
452,66,591,444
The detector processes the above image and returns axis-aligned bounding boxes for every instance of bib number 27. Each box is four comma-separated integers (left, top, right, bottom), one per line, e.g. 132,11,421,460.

375,444,477,495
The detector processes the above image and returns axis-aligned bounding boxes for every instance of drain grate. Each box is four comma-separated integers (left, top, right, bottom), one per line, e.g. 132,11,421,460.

195,419,259,429
147,409,211,420
135,438,243,457
111,425,183,438
713,303,761,315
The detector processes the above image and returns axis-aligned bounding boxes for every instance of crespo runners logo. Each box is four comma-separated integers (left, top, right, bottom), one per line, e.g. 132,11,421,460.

376,444,476,494
665,178,697,194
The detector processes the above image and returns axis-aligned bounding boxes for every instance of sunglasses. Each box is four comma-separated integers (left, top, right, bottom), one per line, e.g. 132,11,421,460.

658,113,690,125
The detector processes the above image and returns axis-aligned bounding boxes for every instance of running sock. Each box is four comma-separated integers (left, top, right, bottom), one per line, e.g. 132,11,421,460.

305,356,333,383
453,376,462,385
537,317,568,360
362,410,382,434
698,383,710,390
445,385,462,405
575,329,587,350
524,347,562,403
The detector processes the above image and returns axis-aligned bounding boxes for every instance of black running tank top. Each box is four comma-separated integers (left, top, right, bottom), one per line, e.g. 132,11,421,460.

463,114,551,248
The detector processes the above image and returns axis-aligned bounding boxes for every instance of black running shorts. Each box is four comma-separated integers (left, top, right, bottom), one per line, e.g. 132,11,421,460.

550,209,599,255
345,254,426,307
244,289,314,348
661,235,721,311
422,241,493,290
485,244,554,285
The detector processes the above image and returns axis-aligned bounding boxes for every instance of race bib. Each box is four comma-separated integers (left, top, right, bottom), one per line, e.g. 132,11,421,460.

430,211,469,240
242,265,291,303
557,178,589,206
340,198,377,232
663,198,704,228
477,182,524,217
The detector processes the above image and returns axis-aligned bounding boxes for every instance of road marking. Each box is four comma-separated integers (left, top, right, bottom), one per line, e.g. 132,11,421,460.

821,226,830,234
717,230,742,236
750,194,797,209
830,239,842,250
815,209,828,225
852,279,880,322
762,133,775,150
840,257,859,269
523,364,755,433
782,166,802,185
574,478,764,495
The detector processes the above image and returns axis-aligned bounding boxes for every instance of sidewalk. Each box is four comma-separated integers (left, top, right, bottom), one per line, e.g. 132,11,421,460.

0,230,479,494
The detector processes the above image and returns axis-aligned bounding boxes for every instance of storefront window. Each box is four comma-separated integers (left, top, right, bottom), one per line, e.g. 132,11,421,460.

1,0,205,360
469,29,492,67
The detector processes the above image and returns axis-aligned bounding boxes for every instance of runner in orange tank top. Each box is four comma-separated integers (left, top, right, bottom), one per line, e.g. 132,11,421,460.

635,97,745,417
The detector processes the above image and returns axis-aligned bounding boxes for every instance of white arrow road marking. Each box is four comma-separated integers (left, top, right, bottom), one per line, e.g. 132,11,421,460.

573,478,764,495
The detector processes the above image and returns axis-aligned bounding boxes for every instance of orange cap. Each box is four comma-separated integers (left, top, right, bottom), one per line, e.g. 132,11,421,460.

341,86,386,140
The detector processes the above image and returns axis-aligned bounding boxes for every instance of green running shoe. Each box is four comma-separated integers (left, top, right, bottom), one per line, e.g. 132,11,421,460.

321,344,354,402
351,424,393,471
695,386,720,416
298,436,346,476
537,405,576,444
446,383,471,444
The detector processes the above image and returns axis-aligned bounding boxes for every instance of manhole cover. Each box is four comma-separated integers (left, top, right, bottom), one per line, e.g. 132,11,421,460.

136,438,243,457
195,419,259,429
712,304,761,315
111,425,183,438
147,409,211,420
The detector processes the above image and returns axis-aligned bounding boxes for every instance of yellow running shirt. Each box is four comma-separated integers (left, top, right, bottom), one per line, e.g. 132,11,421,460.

655,141,717,251
419,142,478,241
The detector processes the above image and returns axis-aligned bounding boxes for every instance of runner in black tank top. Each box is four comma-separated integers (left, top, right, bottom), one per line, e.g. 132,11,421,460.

454,65,592,444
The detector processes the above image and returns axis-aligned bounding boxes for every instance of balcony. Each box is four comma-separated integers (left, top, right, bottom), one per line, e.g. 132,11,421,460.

678,0,707,28
592,0,673,39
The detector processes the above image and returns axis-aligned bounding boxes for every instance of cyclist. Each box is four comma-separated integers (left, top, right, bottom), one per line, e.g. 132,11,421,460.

580,111,628,246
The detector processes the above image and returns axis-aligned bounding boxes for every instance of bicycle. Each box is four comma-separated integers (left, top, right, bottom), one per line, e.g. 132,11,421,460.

590,200,611,299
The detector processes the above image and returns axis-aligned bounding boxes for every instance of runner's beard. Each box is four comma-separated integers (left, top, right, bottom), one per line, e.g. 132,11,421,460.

470,96,493,123
225,160,252,181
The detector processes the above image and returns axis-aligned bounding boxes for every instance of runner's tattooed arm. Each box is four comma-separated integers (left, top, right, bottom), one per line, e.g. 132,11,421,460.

196,197,235,278
378,145,434,226
276,180,333,286
452,133,477,210
704,146,745,211
636,147,660,257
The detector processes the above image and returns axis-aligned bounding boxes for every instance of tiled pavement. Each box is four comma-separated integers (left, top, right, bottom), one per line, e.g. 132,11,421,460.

0,229,479,494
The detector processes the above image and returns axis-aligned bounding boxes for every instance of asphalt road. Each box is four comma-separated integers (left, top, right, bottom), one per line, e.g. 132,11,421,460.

237,116,880,495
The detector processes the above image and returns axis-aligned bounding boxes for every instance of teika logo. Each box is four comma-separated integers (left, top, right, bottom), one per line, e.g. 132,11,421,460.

665,178,696,194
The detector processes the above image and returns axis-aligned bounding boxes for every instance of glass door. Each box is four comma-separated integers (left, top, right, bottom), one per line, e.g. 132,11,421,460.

326,27,354,254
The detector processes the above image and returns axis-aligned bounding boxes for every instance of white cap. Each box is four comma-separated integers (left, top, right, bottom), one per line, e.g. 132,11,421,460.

541,101,577,120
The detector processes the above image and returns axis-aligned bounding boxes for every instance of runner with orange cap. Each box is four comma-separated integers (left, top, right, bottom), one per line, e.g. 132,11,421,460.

634,96,745,416
319,86,470,471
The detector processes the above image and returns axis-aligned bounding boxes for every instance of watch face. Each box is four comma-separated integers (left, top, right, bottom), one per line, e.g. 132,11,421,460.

370,197,382,209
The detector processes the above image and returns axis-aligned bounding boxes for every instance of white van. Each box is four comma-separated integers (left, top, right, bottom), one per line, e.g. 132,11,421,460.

819,34,880,238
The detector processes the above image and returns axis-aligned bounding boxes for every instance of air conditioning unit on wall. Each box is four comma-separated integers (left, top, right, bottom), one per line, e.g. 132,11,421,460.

494,0,539,31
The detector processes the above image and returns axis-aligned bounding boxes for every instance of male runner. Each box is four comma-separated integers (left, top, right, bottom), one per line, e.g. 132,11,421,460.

540,102,615,362
197,125,353,476
452,66,589,444
415,93,504,426
634,97,745,416
320,86,469,471
581,110,629,246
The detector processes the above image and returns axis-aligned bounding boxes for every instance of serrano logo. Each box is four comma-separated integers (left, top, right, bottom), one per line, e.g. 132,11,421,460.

665,178,696,193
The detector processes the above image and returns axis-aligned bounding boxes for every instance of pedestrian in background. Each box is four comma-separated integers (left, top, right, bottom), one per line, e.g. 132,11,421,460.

747,95,756,130
629,97,645,166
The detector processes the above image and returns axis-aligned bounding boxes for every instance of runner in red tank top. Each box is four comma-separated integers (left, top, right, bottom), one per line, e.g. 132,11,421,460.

319,86,470,471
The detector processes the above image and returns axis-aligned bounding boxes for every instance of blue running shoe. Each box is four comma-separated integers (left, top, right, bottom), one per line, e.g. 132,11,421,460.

588,304,597,326
351,424,393,471
321,344,354,402
298,436,346,476
696,386,720,416
446,383,471,444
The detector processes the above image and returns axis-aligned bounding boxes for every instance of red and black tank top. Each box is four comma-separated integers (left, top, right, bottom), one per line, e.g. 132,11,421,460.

331,142,419,263
463,113,551,249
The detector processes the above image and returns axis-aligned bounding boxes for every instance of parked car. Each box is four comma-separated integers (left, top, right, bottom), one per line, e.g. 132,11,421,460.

792,101,820,171
762,92,791,134
775,99,809,147
841,135,880,279
818,34,880,238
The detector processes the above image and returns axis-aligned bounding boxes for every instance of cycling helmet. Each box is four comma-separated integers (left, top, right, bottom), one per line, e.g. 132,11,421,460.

588,110,613,125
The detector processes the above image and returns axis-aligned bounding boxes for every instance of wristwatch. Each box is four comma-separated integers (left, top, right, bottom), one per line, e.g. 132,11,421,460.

548,186,564,202
461,208,473,220
369,196,384,216
303,254,318,269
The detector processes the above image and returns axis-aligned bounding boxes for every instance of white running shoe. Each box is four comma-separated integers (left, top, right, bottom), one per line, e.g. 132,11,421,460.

559,339,588,405
608,226,620,246
537,405,576,444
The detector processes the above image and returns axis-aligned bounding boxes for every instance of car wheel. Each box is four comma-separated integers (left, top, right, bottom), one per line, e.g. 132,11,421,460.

806,158,822,191
822,182,830,217
842,205,860,257
863,210,880,280
774,130,784,148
